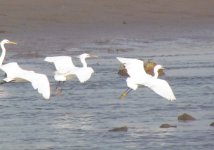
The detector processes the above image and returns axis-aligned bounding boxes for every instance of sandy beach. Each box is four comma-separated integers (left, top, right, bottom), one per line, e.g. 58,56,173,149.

1,0,214,47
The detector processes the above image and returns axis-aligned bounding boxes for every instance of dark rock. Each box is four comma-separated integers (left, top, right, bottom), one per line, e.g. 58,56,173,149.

177,113,196,121
118,64,128,76
144,60,165,76
122,21,127,24
210,122,214,127
160,123,177,128
109,126,128,132
118,59,164,77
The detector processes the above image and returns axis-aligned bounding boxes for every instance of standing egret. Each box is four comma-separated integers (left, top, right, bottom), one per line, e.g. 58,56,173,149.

0,39,50,100
44,53,97,90
117,57,176,101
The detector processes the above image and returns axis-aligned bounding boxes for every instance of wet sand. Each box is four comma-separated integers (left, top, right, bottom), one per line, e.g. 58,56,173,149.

1,0,214,47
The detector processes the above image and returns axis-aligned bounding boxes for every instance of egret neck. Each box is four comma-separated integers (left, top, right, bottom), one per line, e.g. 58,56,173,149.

0,41,6,65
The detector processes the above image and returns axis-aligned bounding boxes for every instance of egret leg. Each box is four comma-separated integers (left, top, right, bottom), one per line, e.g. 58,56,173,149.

55,81,60,89
119,88,132,99
55,81,63,95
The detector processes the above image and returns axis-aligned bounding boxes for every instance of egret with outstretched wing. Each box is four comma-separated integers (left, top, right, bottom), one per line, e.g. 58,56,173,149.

0,39,50,99
117,57,176,101
44,53,97,91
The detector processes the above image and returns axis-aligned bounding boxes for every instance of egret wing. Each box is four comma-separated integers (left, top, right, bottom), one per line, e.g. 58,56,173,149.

117,57,146,78
1,62,50,99
144,78,176,101
29,73,50,99
16,70,50,99
44,56,75,71
0,62,23,82
71,67,94,83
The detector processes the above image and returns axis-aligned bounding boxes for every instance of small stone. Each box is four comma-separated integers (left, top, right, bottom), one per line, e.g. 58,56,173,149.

109,126,128,132
122,21,127,24
160,123,177,128
210,122,214,127
177,113,196,121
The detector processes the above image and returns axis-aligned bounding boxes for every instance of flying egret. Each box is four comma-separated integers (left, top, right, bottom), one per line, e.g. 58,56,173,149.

117,57,176,101
72,53,97,83
44,53,97,90
119,64,164,99
0,39,50,100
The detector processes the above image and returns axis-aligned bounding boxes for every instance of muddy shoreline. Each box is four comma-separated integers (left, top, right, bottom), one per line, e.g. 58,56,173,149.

1,0,214,48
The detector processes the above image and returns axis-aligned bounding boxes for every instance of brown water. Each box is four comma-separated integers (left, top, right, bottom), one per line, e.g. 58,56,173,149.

0,36,214,149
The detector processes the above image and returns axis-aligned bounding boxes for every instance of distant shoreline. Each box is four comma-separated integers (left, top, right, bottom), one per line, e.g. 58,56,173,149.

1,0,214,47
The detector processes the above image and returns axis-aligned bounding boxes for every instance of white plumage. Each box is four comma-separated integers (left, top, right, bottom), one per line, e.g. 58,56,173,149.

0,62,50,99
44,53,96,83
0,39,50,100
117,57,176,101
44,56,75,72
69,66,94,83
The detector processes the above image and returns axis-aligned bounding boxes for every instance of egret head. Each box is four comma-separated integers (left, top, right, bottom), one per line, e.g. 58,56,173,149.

155,65,164,71
1,39,17,45
153,64,165,78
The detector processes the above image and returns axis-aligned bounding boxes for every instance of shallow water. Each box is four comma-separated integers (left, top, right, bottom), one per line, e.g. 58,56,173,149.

0,36,214,150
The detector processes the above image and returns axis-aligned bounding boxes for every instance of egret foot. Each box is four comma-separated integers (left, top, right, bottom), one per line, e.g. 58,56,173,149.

119,92,127,99
119,88,132,99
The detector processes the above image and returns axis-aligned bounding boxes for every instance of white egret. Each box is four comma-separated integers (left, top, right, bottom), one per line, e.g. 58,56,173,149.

153,64,164,78
44,53,97,90
44,56,75,85
72,53,97,83
117,57,176,101
0,39,17,65
0,39,50,100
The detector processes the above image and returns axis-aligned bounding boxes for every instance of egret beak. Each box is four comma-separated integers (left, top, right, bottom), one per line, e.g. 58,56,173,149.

89,54,98,58
8,41,17,45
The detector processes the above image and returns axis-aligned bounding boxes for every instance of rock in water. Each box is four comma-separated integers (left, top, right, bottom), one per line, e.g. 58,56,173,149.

118,59,164,77
118,64,128,76
210,122,214,127
144,60,165,76
160,123,177,128
109,126,128,132
177,113,196,121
